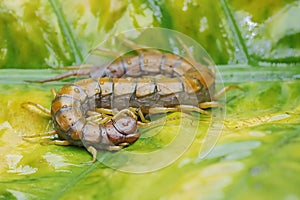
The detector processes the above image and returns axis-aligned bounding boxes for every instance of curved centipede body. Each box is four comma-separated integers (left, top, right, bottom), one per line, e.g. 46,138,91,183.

41,50,219,113
50,66,215,157
35,51,215,90
98,51,215,87
23,47,241,163
51,78,141,149
52,73,208,142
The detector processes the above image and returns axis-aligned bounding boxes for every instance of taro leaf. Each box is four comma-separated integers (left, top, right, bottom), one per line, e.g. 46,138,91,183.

1,0,300,200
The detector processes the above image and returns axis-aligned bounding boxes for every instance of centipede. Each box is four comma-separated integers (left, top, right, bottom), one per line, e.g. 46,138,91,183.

22,39,241,163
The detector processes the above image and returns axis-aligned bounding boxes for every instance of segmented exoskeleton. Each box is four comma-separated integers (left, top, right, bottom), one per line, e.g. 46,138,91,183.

30,49,235,110
23,40,240,163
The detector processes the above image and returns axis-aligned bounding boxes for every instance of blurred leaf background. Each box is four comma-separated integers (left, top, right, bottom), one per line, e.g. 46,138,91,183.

0,0,300,199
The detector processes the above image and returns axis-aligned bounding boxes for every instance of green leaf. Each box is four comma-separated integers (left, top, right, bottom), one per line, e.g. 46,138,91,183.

0,0,80,68
0,0,300,200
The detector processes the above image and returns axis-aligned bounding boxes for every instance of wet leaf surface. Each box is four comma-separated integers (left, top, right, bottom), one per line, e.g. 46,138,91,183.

0,0,300,199
1,78,300,199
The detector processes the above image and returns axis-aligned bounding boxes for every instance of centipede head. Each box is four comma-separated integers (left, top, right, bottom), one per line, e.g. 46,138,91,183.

113,115,138,135
81,109,140,154
107,109,140,146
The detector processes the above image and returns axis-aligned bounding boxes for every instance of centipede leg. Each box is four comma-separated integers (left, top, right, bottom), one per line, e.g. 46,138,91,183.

117,37,145,53
93,47,121,58
84,146,98,164
93,108,143,124
137,120,166,128
51,88,57,98
128,107,149,123
214,85,244,99
177,105,209,115
23,136,71,146
199,101,223,109
95,116,113,124
111,109,138,121
86,111,112,124
22,130,57,144
84,145,123,164
25,68,91,83
149,105,209,115
21,102,51,118
107,146,123,151
86,113,103,122
149,107,178,114
176,36,196,63
41,140,71,146
95,108,116,115
176,36,216,75
22,130,57,138
136,113,192,128
117,36,161,54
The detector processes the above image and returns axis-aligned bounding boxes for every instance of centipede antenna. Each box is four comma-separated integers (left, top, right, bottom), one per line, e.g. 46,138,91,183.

21,102,51,118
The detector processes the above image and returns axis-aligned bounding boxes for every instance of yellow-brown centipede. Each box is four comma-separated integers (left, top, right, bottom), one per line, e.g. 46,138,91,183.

23,48,240,162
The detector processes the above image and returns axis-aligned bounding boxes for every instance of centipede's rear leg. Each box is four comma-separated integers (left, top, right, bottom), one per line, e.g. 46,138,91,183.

117,36,162,54
214,85,244,99
149,105,209,115
25,66,93,83
21,101,72,146
176,36,196,63
21,129,70,146
21,87,57,116
21,102,52,117
93,47,123,58
198,102,223,109
197,85,244,109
